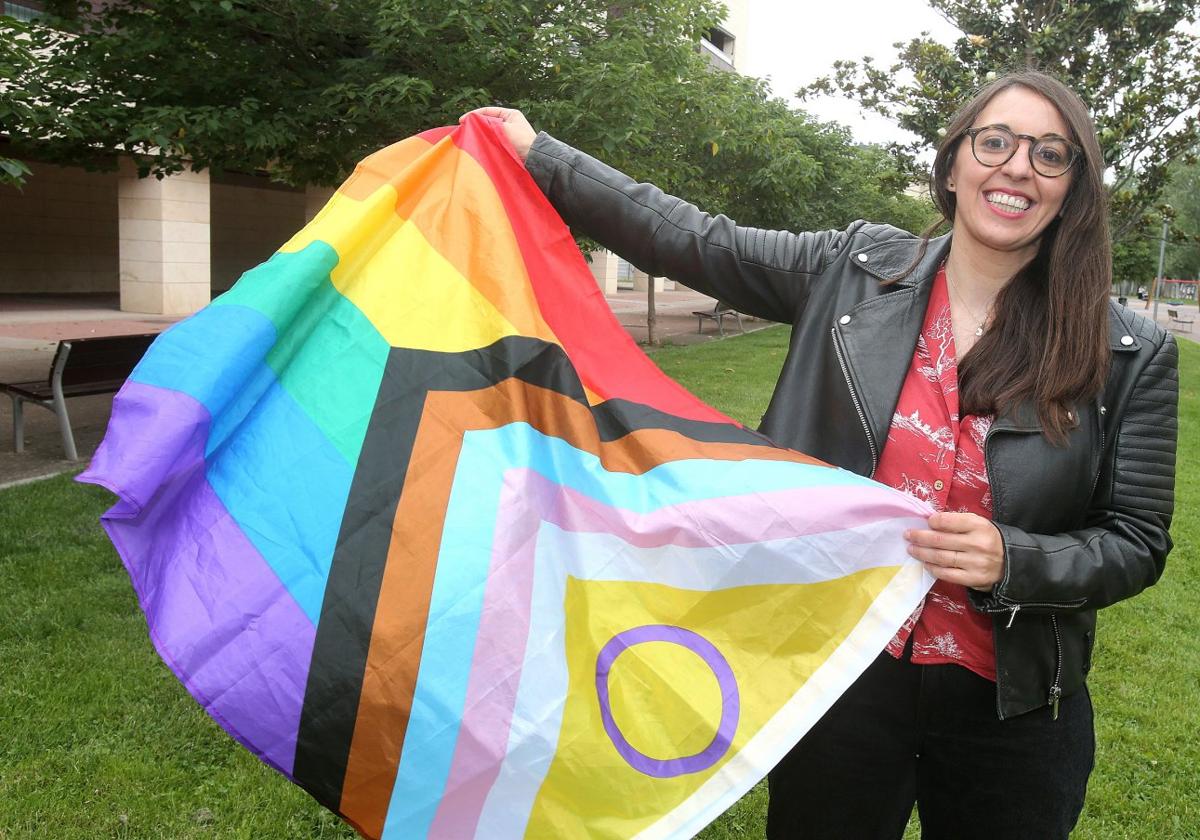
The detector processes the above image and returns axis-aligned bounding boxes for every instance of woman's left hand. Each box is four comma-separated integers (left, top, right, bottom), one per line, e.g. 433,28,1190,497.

905,511,1005,591
459,107,537,160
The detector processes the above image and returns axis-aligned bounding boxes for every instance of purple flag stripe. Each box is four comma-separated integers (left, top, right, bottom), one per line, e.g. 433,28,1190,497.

81,382,314,777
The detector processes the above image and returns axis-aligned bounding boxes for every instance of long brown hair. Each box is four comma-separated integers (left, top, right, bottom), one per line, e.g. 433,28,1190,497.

928,71,1111,443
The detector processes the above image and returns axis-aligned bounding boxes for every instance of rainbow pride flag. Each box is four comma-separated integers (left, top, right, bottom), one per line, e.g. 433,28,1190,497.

80,115,934,839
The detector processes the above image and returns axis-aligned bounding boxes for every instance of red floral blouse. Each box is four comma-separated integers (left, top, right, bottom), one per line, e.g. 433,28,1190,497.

877,266,997,681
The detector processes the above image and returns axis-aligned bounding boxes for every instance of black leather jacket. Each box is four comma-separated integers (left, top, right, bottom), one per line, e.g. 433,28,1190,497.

526,133,1178,719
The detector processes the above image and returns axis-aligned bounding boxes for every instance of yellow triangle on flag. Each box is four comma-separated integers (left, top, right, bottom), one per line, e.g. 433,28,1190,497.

527,565,902,838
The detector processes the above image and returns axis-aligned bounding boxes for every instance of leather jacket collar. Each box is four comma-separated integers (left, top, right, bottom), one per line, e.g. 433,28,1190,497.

840,232,1144,441
836,233,949,470
851,231,952,287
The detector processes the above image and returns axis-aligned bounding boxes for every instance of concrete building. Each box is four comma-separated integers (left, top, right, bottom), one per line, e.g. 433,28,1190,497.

0,151,334,315
1,0,748,314
701,0,748,72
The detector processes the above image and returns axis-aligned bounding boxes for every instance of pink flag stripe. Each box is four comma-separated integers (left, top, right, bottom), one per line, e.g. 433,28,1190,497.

428,468,926,838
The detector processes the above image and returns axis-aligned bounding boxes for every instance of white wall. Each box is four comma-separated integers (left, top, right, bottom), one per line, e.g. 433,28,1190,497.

722,0,751,68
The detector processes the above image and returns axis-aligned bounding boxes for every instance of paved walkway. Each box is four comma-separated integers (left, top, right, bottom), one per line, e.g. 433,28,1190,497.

0,289,766,487
3,292,1192,488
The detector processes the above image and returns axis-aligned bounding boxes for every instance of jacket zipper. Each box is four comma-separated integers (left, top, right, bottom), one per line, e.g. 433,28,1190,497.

1049,614,1064,720
984,422,1082,720
992,594,1088,616
1086,401,1108,502
980,426,1087,614
831,326,878,474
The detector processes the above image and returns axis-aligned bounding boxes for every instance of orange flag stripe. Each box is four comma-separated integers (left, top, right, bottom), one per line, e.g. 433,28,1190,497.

336,380,817,834
332,134,558,345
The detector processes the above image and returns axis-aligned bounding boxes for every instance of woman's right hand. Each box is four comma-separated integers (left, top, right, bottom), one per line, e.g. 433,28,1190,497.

460,107,537,161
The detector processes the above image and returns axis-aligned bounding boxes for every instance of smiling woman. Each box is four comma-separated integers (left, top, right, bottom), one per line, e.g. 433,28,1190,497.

929,75,1114,442
465,67,1178,840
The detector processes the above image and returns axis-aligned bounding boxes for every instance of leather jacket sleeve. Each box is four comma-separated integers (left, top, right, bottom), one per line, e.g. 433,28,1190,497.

526,132,1178,620
524,132,849,323
975,331,1178,615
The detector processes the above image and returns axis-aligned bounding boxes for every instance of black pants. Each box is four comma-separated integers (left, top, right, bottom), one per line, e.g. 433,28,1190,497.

767,650,1094,839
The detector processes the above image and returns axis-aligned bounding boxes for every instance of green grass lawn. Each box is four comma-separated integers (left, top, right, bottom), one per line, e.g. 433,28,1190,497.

1,325,1195,839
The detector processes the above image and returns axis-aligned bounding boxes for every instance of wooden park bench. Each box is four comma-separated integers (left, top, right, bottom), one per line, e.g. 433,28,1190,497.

1167,308,1195,334
692,300,745,337
2,333,158,461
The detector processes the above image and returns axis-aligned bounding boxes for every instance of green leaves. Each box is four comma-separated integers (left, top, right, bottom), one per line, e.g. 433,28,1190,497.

4,0,926,233
0,157,32,187
802,0,1200,245
1162,153,1200,280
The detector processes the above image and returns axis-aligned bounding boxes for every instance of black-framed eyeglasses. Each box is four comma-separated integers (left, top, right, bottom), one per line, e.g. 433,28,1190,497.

962,125,1081,178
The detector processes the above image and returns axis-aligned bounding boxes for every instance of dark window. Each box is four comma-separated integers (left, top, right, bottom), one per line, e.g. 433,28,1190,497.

705,26,734,57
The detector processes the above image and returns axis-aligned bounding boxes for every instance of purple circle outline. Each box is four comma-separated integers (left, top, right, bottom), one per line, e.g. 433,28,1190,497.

595,624,740,778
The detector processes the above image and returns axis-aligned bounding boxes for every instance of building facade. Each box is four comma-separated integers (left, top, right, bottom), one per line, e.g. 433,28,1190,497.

1,0,749,314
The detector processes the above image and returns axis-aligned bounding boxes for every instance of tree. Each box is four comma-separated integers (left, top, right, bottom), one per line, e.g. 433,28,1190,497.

4,0,930,225
803,0,1200,243
1163,152,1200,279
593,63,931,342
1111,235,1158,292
1,17,47,186
3,0,731,187
639,67,932,235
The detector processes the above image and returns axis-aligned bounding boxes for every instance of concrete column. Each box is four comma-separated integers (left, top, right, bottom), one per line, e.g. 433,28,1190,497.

117,157,211,314
587,248,620,294
631,269,664,293
305,185,336,223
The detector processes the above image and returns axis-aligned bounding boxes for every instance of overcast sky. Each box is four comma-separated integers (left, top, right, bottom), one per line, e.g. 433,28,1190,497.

741,1,962,145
